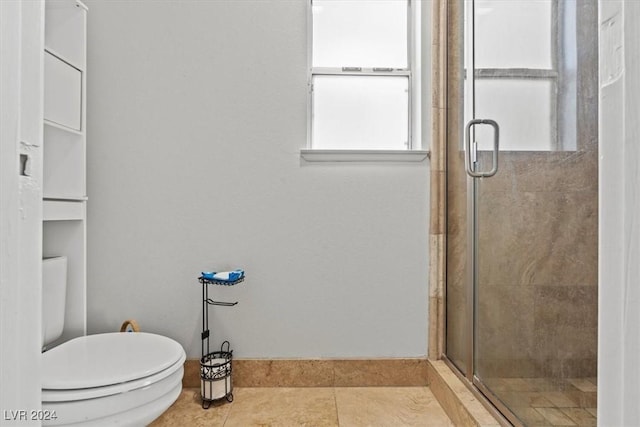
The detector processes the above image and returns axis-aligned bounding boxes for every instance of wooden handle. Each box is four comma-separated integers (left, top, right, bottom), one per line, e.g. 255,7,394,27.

120,319,140,332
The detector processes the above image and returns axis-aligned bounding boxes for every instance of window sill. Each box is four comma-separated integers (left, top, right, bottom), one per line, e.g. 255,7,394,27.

300,149,430,163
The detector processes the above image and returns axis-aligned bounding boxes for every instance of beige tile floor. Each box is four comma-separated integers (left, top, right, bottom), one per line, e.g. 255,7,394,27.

486,377,597,426
151,387,455,426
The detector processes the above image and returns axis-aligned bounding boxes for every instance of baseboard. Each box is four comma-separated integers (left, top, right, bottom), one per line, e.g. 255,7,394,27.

182,357,503,425
183,358,429,388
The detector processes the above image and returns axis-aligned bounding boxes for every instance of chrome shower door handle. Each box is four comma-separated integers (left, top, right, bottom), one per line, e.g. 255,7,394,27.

464,119,500,178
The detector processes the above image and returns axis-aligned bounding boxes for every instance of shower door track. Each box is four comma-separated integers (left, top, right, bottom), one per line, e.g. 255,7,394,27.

440,355,522,427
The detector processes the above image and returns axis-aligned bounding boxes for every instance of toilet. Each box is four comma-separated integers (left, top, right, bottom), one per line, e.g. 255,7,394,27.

41,257,185,426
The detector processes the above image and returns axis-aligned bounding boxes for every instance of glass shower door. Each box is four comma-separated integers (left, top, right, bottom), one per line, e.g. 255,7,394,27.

465,0,598,424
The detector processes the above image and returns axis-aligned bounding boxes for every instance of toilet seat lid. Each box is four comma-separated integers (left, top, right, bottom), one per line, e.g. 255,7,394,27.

42,332,185,390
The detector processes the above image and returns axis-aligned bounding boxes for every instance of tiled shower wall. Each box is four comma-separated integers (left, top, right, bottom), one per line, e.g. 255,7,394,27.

446,1,598,380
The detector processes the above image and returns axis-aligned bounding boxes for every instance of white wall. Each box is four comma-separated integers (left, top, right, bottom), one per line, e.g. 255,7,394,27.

85,0,430,359
0,0,43,423
598,0,640,424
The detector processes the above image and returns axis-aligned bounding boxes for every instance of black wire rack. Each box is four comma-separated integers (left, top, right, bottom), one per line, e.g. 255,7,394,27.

199,274,243,409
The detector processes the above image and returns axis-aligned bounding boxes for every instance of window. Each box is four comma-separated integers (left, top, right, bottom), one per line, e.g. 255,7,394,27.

308,0,421,152
471,0,577,151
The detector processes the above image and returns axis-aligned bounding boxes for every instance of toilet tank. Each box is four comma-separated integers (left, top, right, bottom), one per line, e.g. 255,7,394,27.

42,256,68,348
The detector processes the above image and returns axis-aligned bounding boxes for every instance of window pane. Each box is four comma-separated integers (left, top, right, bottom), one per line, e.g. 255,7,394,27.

475,78,553,151
312,76,409,150
312,0,408,68
475,0,552,69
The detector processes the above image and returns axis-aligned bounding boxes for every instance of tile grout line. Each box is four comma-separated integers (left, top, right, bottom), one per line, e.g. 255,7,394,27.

221,389,234,427
333,387,341,426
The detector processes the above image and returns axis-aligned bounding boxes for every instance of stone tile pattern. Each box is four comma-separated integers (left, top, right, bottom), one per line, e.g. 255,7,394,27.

428,0,449,361
183,359,429,389
151,387,455,427
427,360,501,427
444,0,599,382
485,376,597,426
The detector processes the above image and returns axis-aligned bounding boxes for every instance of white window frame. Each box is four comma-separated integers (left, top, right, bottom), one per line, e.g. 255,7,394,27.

303,0,429,162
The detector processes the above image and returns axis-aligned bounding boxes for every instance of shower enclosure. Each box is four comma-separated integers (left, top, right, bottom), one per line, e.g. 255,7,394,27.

445,1,598,425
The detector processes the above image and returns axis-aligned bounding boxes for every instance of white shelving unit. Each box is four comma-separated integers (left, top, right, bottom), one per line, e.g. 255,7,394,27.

42,0,88,345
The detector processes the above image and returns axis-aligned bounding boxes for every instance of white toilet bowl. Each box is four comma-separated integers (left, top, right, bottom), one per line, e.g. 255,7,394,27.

42,332,185,426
